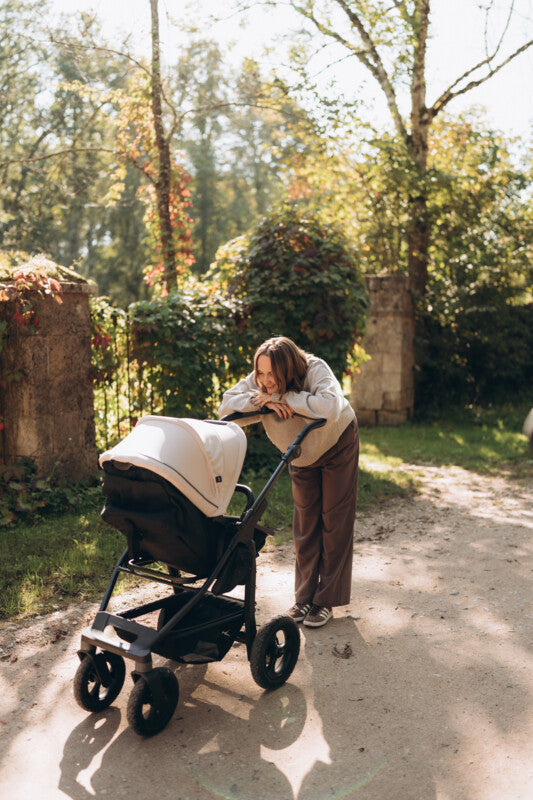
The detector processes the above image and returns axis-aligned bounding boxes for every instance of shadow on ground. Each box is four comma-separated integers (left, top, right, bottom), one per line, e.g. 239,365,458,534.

1,465,531,800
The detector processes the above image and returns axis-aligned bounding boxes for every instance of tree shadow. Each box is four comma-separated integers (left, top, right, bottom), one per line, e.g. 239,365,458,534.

58,662,308,800
2,467,531,800
342,487,532,799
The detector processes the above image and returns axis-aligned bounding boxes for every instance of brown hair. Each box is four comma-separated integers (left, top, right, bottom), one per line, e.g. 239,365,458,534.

254,336,308,395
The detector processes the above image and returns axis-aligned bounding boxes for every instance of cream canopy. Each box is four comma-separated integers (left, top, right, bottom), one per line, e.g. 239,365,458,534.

99,416,247,517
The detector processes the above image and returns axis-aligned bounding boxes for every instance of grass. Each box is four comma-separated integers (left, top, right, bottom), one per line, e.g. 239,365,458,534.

362,400,532,475
1,401,531,620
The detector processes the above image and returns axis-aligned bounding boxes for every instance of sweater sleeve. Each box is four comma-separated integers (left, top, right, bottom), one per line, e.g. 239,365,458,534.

218,372,260,417
282,359,345,420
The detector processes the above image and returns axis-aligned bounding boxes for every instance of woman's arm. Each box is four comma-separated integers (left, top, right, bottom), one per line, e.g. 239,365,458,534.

218,373,260,417
219,375,294,420
282,359,345,420
251,391,294,418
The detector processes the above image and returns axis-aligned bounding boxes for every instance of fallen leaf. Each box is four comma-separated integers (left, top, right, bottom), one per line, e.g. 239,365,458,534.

332,643,353,659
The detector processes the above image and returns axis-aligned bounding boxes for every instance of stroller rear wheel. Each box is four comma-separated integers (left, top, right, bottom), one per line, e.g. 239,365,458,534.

127,667,179,737
250,615,300,690
73,651,126,712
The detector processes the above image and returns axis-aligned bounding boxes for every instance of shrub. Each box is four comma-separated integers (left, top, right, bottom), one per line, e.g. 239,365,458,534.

208,203,369,379
129,277,242,419
0,458,98,527
415,301,533,411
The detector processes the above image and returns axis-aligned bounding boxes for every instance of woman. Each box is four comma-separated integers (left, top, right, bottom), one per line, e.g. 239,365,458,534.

218,336,359,628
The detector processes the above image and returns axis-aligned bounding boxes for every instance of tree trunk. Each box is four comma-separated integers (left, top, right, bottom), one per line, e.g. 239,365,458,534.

406,117,431,297
150,0,176,291
407,192,430,296
407,0,431,297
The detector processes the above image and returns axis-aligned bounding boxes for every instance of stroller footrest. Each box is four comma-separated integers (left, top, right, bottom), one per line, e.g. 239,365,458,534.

80,612,156,664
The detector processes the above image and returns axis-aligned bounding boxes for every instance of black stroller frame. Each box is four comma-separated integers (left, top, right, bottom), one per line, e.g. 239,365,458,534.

74,410,325,737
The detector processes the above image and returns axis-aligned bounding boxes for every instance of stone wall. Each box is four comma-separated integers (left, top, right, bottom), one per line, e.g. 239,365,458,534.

0,281,98,480
351,274,414,425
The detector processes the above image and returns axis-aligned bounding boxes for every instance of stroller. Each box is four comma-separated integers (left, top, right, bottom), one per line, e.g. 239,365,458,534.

73,410,325,737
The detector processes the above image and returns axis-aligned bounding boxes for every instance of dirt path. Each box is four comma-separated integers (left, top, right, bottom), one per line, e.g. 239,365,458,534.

1,463,532,800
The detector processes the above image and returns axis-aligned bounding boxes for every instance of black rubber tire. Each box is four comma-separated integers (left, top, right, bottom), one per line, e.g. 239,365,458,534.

126,667,179,737
73,651,126,712
250,615,300,690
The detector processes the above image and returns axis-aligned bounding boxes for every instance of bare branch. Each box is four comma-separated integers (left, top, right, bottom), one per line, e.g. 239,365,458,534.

290,2,371,60
484,0,515,62
47,33,179,131
430,38,533,118
47,33,151,77
175,99,312,129
0,147,115,169
287,0,407,141
308,50,363,81
332,0,408,141
391,0,414,26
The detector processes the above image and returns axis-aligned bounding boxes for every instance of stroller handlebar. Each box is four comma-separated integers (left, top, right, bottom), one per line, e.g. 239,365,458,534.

221,407,326,428
220,408,327,452
221,410,327,519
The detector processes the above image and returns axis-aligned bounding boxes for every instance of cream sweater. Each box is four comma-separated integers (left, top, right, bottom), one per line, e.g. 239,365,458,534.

218,355,356,467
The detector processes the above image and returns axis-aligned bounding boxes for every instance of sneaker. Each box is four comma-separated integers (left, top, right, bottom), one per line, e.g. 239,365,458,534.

303,605,332,628
288,603,311,623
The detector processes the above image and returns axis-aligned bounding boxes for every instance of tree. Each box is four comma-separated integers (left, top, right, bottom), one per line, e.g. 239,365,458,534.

169,40,316,273
253,0,532,297
148,0,178,289
0,0,194,297
0,2,136,285
0,0,52,248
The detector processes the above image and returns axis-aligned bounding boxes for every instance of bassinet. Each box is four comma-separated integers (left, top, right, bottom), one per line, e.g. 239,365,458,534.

99,416,262,583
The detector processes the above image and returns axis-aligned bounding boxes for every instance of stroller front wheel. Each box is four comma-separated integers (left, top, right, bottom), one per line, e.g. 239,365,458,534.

250,615,300,690
127,667,179,737
73,651,126,712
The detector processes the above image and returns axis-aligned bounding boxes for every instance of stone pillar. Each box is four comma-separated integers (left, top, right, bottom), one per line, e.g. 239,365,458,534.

351,274,414,425
0,279,98,480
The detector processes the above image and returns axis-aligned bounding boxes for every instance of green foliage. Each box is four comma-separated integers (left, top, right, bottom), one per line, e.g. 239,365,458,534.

0,458,98,528
208,203,369,378
0,256,64,341
415,118,533,409
129,277,242,419
284,114,533,406
171,40,312,274
416,303,533,410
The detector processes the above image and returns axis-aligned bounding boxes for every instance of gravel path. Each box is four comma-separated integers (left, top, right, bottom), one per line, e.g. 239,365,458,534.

1,462,532,800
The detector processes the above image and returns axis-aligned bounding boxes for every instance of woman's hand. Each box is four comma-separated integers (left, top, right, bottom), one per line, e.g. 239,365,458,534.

251,391,272,408
252,392,294,419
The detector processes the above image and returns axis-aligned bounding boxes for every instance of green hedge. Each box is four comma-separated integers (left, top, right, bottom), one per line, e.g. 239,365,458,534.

208,203,369,379
416,302,533,411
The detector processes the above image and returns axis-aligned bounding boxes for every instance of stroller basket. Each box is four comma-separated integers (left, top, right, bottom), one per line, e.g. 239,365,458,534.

152,591,245,663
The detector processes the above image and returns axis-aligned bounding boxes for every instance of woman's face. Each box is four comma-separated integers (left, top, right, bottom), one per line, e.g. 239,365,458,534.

256,355,279,394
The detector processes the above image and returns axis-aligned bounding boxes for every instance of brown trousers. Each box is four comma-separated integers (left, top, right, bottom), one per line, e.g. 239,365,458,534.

289,419,359,608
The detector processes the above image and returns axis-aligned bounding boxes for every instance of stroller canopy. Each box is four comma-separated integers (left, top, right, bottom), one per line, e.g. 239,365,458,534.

99,416,247,517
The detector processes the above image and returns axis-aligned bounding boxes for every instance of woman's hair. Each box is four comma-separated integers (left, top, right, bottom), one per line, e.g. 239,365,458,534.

254,336,308,395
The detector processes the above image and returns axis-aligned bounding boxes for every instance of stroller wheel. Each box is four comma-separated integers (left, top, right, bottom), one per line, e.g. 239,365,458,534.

127,667,179,737
73,651,126,712
250,615,300,690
